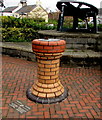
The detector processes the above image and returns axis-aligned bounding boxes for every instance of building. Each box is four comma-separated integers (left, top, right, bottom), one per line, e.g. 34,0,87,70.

2,0,48,22
2,6,21,16
98,8,102,24
48,11,60,20
97,1,102,24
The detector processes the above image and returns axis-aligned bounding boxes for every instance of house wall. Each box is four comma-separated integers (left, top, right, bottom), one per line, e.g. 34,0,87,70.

48,12,60,20
3,5,22,17
28,6,48,22
3,12,20,18
3,12,12,16
13,13,20,18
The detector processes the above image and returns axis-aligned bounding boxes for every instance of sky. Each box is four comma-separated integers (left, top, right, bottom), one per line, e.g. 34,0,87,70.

3,0,102,11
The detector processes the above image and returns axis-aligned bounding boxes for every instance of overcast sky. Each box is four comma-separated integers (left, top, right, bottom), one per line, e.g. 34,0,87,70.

4,0,102,11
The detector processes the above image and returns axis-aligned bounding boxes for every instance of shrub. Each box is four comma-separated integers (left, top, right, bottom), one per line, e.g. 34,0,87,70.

98,24,102,31
2,28,40,42
1,16,57,30
1,16,58,42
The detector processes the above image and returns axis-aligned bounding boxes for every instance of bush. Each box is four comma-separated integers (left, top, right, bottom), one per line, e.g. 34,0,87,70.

1,16,57,30
98,24,102,31
2,28,40,42
0,16,58,42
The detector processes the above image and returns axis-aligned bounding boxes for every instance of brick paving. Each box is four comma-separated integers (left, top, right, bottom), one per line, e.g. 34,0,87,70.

2,55,101,119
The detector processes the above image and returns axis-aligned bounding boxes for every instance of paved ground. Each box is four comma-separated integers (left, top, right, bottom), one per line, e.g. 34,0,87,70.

2,55,101,119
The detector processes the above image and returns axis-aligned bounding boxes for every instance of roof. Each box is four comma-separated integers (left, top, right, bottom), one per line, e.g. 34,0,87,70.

3,6,18,13
16,5,36,14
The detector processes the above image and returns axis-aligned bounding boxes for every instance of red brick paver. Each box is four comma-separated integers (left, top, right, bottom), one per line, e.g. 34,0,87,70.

2,55,101,119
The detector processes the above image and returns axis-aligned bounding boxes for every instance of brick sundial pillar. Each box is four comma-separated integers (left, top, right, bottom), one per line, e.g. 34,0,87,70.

26,39,68,104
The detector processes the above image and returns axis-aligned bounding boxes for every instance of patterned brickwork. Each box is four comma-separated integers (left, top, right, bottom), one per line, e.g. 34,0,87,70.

32,39,66,53
30,39,66,99
2,55,101,119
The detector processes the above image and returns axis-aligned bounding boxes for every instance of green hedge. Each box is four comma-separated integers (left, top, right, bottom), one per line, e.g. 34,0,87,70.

98,24,102,31
1,16,58,42
1,16,57,30
2,28,40,42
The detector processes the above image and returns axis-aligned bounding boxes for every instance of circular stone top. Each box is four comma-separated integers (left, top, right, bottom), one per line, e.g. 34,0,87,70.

32,39,66,54
39,39,60,42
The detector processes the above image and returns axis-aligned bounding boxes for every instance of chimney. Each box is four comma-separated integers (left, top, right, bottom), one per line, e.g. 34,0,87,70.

20,0,27,7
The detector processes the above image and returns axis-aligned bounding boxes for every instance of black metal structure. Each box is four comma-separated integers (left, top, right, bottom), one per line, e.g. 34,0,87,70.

0,0,5,16
56,0,98,33
0,0,5,8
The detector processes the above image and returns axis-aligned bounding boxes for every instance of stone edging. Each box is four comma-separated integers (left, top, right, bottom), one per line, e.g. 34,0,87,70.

2,47,36,62
38,30,102,39
2,46,102,67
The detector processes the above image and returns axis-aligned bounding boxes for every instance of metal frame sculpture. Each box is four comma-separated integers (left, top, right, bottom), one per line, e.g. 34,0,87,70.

56,0,98,33
0,0,5,16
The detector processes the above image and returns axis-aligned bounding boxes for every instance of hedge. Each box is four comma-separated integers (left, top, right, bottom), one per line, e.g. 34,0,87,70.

2,28,40,42
1,16,57,42
1,16,57,30
98,24,102,31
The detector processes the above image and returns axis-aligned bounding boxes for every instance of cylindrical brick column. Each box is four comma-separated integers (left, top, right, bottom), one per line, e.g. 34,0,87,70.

26,39,68,104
